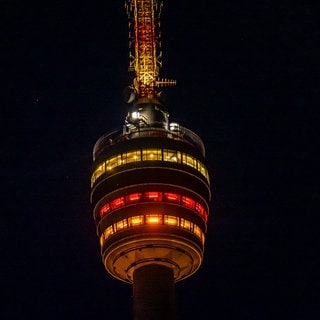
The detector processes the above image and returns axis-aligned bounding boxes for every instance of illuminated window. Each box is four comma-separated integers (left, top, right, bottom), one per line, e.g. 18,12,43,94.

110,197,125,209
181,196,195,209
164,192,180,203
96,191,209,230
182,154,197,169
198,161,205,175
195,203,205,216
193,225,202,239
115,219,128,231
96,162,105,176
126,193,143,203
91,149,210,187
100,215,204,243
146,214,162,224
163,149,181,163
123,150,141,164
205,171,210,183
199,230,205,244
144,191,162,201
106,155,121,171
104,225,114,239
164,215,179,226
142,148,162,161
128,215,144,226
91,162,105,186
180,218,191,231
198,161,210,182
100,203,111,218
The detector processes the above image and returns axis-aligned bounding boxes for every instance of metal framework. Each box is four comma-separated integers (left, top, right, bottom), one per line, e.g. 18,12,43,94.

125,0,175,99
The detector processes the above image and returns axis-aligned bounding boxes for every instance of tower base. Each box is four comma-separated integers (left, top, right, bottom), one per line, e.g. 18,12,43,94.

133,264,176,320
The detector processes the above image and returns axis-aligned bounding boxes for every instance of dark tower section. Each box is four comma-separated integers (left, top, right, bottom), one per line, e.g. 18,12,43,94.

90,1,211,319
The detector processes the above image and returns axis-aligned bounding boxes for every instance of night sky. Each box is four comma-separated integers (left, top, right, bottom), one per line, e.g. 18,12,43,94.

2,1,318,319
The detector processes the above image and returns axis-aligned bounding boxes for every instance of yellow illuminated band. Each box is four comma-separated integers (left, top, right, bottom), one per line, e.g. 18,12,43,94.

91,148,210,187
99,214,205,247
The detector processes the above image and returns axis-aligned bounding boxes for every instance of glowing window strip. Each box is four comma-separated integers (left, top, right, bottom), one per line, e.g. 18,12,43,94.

163,149,181,162
106,155,122,171
126,193,143,203
144,191,162,201
128,215,144,226
91,162,105,186
110,197,125,209
115,219,128,231
100,214,205,245
122,150,141,164
98,191,208,222
164,192,180,203
182,154,197,169
142,148,162,161
164,215,179,226
180,218,191,231
91,148,210,187
146,214,162,224
181,196,195,209
100,203,111,218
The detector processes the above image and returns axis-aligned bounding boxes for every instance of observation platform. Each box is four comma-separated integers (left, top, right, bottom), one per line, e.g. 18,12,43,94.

93,123,206,161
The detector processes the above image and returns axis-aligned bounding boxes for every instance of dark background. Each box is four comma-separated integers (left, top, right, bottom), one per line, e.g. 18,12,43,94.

2,1,318,319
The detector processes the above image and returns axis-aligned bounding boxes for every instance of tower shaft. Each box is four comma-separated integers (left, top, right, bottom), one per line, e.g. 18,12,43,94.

133,265,176,320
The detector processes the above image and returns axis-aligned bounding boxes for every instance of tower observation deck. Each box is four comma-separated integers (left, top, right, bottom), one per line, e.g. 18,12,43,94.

90,1,211,319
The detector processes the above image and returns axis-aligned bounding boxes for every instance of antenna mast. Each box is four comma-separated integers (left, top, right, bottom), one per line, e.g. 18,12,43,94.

125,0,175,101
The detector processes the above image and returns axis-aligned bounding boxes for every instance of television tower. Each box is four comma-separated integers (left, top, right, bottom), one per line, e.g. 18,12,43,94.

90,1,211,319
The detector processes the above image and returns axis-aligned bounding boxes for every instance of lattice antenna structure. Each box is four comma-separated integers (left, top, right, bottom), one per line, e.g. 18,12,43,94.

125,0,176,100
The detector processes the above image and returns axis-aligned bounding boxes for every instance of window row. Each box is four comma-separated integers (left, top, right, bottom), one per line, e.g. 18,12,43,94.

99,191,208,222
91,148,210,187
100,214,205,246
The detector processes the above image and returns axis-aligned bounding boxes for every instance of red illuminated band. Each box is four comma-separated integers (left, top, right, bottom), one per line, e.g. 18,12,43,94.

99,191,208,222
